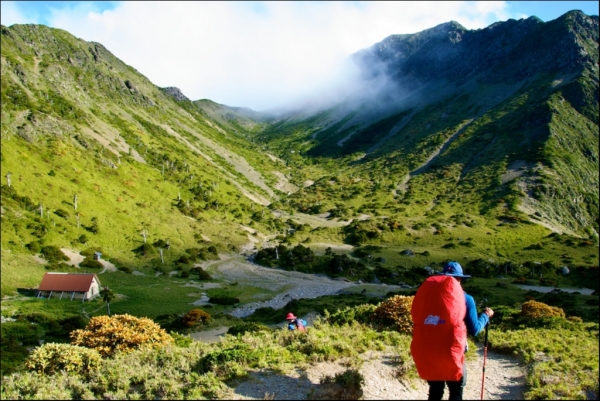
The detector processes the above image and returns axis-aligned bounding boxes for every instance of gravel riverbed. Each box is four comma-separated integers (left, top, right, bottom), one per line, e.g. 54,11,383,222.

204,255,402,318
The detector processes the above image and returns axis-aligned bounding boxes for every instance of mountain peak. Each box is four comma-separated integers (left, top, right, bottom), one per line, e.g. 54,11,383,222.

161,86,190,102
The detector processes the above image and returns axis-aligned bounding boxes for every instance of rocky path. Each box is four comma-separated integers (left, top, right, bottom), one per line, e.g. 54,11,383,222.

224,347,526,400
207,256,362,318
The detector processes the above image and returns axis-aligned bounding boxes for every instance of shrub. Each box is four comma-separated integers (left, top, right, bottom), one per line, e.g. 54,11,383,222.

88,217,99,234
1,322,43,346
53,209,70,219
196,344,258,378
133,243,155,256
80,247,104,260
117,266,132,274
321,368,364,388
70,314,173,357
182,309,211,327
521,300,566,319
207,245,218,256
40,245,69,263
227,322,272,336
325,304,377,326
169,331,193,347
177,255,191,265
79,256,103,269
209,296,240,305
25,343,102,376
0,336,29,376
190,267,213,280
373,295,414,334
26,240,43,253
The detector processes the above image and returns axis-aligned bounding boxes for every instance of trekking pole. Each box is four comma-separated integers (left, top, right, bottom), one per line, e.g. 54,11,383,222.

480,321,489,400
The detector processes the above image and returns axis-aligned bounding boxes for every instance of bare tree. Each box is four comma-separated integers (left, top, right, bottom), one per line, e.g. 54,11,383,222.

76,212,80,229
5,172,12,188
141,225,148,243
38,203,43,217
73,194,78,211
159,248,164,263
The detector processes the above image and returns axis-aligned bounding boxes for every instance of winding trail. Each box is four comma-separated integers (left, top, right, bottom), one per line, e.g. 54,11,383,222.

397,119,474,191
224,346,527,400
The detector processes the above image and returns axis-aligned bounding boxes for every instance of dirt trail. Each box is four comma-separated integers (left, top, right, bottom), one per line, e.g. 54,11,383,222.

60,248,117,273
225,346,526,400
397,119,474,191
188,253,527,399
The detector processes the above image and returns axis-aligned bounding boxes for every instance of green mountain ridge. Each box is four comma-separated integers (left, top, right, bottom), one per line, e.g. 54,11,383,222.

258,10,598,237
0,11,598,299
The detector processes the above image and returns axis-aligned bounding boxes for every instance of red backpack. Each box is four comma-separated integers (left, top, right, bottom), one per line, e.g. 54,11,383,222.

410,275,467,381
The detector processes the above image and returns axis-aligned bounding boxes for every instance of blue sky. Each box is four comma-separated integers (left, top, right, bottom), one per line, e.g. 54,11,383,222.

1,1,598,110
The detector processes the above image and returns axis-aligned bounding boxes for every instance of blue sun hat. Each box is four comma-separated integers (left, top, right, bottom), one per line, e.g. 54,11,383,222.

437,261,471,279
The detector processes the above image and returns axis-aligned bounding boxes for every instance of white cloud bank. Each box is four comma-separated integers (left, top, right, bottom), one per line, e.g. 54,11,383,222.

2,1,518,111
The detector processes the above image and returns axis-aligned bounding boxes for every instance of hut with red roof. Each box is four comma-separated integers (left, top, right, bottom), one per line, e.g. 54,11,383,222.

36,273,101,302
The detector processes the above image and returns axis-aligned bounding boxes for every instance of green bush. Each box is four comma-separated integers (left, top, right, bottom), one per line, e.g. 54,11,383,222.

117,265,132,274
0,336,29,376
190,267,213,280
1,322,43,346
53,209,70,219
195,344,258,379
325,304,377,326
25,343,102,376
40,246,69,263
79,258,103,269
79,247,105,260
227,322,273,336
133,242,155,256
26,240,44,253
209,296,240,305
169,331,192,347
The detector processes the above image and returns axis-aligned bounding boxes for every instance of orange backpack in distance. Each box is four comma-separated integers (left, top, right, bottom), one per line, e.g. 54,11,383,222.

410,275,467,381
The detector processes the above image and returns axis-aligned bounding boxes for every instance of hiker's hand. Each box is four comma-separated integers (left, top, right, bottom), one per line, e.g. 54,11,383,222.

484,307,494,318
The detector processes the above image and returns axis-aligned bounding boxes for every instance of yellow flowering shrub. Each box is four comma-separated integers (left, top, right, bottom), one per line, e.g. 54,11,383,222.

70,314,173,357
373,295,414,334
25,343,102,375
521,300,566,319
182,309,211,327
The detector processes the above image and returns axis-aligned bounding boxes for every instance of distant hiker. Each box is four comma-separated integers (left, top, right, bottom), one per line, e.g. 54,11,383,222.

286,312,307,332
411,261,494,400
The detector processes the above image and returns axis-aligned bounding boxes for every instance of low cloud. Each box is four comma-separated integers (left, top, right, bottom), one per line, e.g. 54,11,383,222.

2,1,514,111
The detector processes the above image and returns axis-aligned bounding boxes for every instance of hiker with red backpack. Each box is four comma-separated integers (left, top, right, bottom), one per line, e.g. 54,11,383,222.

411,261,494,400
286,312,307,332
